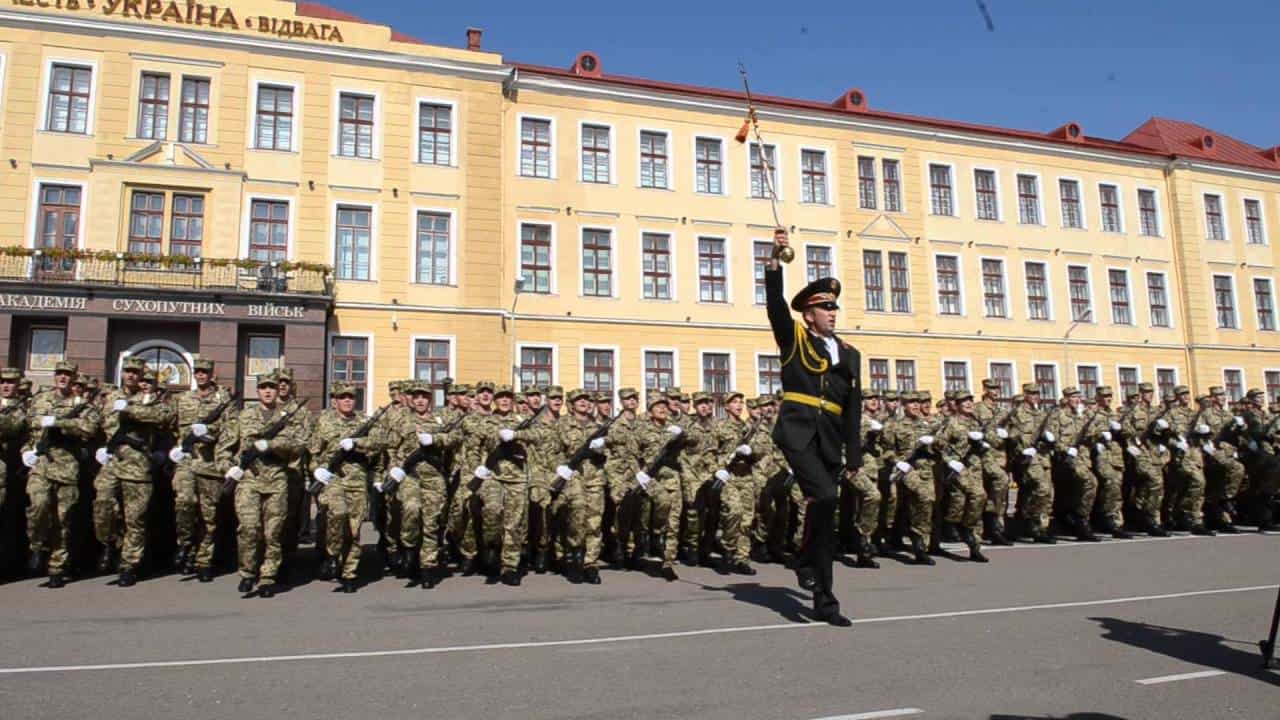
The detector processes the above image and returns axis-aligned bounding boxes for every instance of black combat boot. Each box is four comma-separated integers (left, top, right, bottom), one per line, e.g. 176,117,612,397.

1111,526,1133,540
117,567,136,587
461,558,478,576
197,567,215,583
47,574,67,589
533,549,549,574
319,556,338,581
582,566,601,585
27,550,44,575
386,547,403,576
1074,516,1101,543
660,565,678,582
731,560,756,575
237,577,256,594
962,529,989,563
500,570,521,587
1189,524,1216,536
910,536,935,566
684,547,701,567
181,553,197,576
258,583,277,599
172,545,188,571
851,535,879,569
96,546,117,575
1147,522,1169,537
420,567,439,589
625,544,644,570
340,579,357,593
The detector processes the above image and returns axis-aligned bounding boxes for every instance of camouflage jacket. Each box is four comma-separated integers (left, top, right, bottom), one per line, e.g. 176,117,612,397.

937,412,998,468
0,397,27,452
173,384,235,475
631,416,685,484
883,415,936,472
310,408,387,487
98,387,176,482
557,413,607,486
602,412,641,483
218,403,307,493
24,390,99,485
714,414,760,478
464,410,542,483
387,408,463,480
1086,405,1125,468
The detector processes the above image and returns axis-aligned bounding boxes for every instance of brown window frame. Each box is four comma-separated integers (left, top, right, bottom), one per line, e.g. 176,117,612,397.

801,149,827,204
1138,189,1159,236
1117,367,1139,401
644,350,675,402
580,124,611,184
518,346,554,391
1077,365,1100,399
330,335,369,411
981,258,1007,318
895,359,916,392
338,92,375,159
169,194,204,258
882,159,902,212
127,190,165,256
1016,174,1040,225
1214,274,1237,329
46,64,92,134
1059,179,1083,229
1033,364,1058,399
639,130,668,189
753,241,773,305
34,184,81,278
698,237,728,303
929,164,953,215
137,72,170,141
519,223,552,294
868,358,890,392
642,232,672,300
248,199,289,263
1255,278,1275,331
179,76,210,144
862,250,884,312
1025,261,1050,320
1245,199,1266,245
583,349,615,395
749,142,777,200
757,354,782,395
943,361,969,392
417,102,452,166
1224,369,1243,402
974,169,999,220
695,137,723,194
1068,265,1093,322
935,254,962,315
857,155,876,209
1146,272,1170,328
1100,184,1122,232
1109,269,1132,325
254,84,293,151
1204,194,1225,241
520,117,552,178
889,251,911,313
805,245,832,283
414,338,452,407
581,228,613,297
702,352,732,414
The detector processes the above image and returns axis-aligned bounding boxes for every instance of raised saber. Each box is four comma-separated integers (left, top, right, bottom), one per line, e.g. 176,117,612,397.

735,62,793,263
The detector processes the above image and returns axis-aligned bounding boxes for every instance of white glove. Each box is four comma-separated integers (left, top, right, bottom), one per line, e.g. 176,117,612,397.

1022,447,1038,458
499,428,515,442
417,432,434,447
224,466,244,481
1156,419,1169,430
635,471,652,489
1095,443,1105,454
1202,442,1215,453
1196,423,1210,435
39,415,56,428
1043,430,1056,443
869,419,883,431
22,450,38,468
894,461,912,474
474,465,493,480
388,467,406,483
1157,445,1168,454
667,425,683,436
1175,440,1189,452
982,441,992,449
1110,421,1121,431
1127,445,1142,458
735,444,752,457
714,469,731,483
95,447,110,464
340,438,355,452
312,467,333,485
918,435,934,446
996,427,1009,440
947,459,965,473
556,465,573,480
254,439,269,452
191,423,209,438
967,430,984,441
112,399,128,412
589,437,606,450
1234,416,1246,427
168,447,186,463
1102,431,1113,442
1066,447,1078,458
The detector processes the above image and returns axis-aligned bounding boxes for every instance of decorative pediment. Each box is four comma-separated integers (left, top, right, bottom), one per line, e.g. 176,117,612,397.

121,142,217,170
857,214,913,243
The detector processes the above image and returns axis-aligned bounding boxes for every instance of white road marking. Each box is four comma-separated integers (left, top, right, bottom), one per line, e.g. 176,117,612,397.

0,584,1272,676
943,530,1276,553
809,709,923,720
1135,669,1228,685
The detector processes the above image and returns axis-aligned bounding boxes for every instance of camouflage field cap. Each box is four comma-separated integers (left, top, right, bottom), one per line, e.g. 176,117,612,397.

567,387,591,403
646,393,669,410
1096,386,1114,398
546,385,565,399
524,386,544,397
594,392,611,404
1062,386,1080,397
664,387,683,400
1174,385,1191,396
723,390,745,404
862,387,881,400
692,391,713,405
0,367,21,381
73,373,90,386
329,382,356,398
191,355,215,372
1209,385,1225,397
408,381,432,395
617,387,639,401
276,367,295,382
981,378,1000,390
475,379,496,393
953,389,974,402
140,368,158,383
883,390,899,402
1138,382,1154,392
1021,383,1040,395
55,360,79,375
943,390,957,402
120,357,145,372
493,384,515,398
256,373,278,388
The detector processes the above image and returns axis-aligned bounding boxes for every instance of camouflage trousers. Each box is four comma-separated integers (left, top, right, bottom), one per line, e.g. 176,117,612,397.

1205,450,1245,525
943,464,985,534
93,469,152,570
981,453,1010,530
324,482,367,581
897,467,936,545
1165,458,1205,527
26,474,77,575
1014,456,1053,535
1057,454,1099,518
574,481,607,569
174,464,223,568
679,468,707,550
719,475,756,563
1094,458,1125,529
1128,449,1166,528
876,466,896,539
235,484,287,583
527,479,564,556
400,470,447,569
843,466,882,541
485,479,528,573
609,476,643,556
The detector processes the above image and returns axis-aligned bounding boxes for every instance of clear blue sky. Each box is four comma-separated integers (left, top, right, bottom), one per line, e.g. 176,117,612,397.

330,0,1277,147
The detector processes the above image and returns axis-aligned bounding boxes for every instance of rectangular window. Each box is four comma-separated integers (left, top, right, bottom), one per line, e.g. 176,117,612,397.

753,242,772,305
801,149,828,204
1204,194,1225,241
943,361,969,392
882,159,902,212
1068,265,1093,322
642,232,672,300
1156,368,1177,401
1017,174,1040,224
338,92,374,159
1223,369,1243,402
1266,371,1280,403
857,155,877,209
929,164,954,216
989,362,1014,402
46,64,92,134
981,258,1007,318
179,77,210,144
583,349,615,395
137,72,169,140
1255,278,1275,331
749,143,777,199
639,130,668,189
1077,365,1099,399
248,199,288,262
334,206,372,281
581,124,611,183
1214,274,1237,329
415,211,450,285
169,194,204,258
695,137,723,194
414,339,451,407
1100,184,1122,232
702,353,732,412
698,237,727,303
935,255,962,315
1118,367,1139,401
1025,261,1050,320
35,184,81,278
330,336,368,409
1246,199,1266,245
127,191,165,256
1108,269,1132,325
519,223,552,294
1138,189,1159,236
417,102,452,165
863,250,884,312
520,118,552,178
806,246,832,283
27,326,66,373
1059,179,1083,229
895,360,916,392
1146,272,1170,327
254,84,293,151
890,252,911,313
1034,364,1058,399
581,229,612,297
868,359,890,393
757,355,782,396
644,350,675,401
974,169,999,220
518,346,554,391
243,334,282,403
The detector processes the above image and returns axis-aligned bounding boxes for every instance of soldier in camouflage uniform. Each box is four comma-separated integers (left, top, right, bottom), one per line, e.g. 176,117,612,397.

524,386,561,574
883,392,937,564
168,356,235,580
840,391,883,567
1122,382,1171,535
1203,385,1245,532
602,388,641,566
274,368,315,571
1009,384,1055,543
1087,387,1131,538
552,388,608,583
0,368,27,522
708,392,759,575
1165,385,1214,534
974,379,1013,545
1043,387,1102,542
20,362,95,586
447,380,495,575
219,374,307,598
749,396,790,563
936,389,991,561
674,392,717,566
373,380,409,576
629,393,684,580
92,360,175,585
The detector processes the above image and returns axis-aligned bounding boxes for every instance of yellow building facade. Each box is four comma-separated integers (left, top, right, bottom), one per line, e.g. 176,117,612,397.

1,1,1278,409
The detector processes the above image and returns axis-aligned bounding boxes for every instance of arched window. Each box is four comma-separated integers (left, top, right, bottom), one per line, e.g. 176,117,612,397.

119,341,193,390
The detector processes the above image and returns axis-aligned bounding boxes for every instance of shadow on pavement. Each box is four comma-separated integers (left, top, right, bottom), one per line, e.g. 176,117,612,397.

990,714,1129,720
693,581,812,623
1091,616,1280,687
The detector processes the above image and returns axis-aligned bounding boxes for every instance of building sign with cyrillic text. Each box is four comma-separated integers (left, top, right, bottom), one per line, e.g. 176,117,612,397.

0,292,319,322
10,0,347,43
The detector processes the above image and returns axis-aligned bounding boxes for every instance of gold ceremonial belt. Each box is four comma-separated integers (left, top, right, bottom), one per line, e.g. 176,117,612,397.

782,392,843,417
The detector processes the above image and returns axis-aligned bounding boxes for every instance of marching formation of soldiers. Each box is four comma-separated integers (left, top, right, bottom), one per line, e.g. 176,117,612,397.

1,356,1278,597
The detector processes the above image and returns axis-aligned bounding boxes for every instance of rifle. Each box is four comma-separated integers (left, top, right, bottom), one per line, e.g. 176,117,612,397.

223,400,306,494
178,393,237,454
104,390,168,456
396,411,468,478
34,399,94,456
466,406,549,492
711,416,763,489
307,403,393,494
550,411,622,497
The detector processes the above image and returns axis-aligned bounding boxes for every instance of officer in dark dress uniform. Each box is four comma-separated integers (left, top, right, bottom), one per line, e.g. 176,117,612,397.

764,229,861,626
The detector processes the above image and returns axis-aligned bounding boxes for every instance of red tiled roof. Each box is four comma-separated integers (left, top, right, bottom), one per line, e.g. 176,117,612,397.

1123,118,1280,172
294,1,428,45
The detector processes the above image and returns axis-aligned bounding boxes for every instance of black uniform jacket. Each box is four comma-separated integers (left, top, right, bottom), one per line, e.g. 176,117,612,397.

765,266,863,471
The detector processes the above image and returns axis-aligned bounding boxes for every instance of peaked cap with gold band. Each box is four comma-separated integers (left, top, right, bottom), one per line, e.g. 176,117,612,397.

790,277,842,312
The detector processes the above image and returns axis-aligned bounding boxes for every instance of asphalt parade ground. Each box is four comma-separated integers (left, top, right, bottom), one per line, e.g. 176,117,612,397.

0,530,1276,720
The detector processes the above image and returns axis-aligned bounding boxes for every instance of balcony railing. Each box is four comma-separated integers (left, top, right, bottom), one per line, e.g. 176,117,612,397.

0,250,333,297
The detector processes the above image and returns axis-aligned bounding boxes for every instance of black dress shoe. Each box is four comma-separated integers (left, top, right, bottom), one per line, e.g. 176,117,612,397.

660,566,678,582
795,566,817,590
47,574,66,589
237,577,256,593
500,570,521,587
583,567,601,585
817,610,853,627
197,568,214,583
258,583,277,599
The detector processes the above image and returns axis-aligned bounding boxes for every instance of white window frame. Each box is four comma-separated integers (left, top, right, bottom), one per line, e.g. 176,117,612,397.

799,145,834,205
329,200,379,282
1144,269,1174,329
940,358,973,392
579,224,618,299
979,255,1009,319
1105,266,1133,326
1023,259,1055,322
39,56,101,136
1014,171,1044,226
327,330,375,414
972,166,1003,222
515,220,558,296
248,77,301,152
803,242,839,284
239,193,296,261
1212,272,1240,330
26,177,89,253
1203,191,1228,242
409,206,457,286
579,345,621,403
754,351,783,396
515,113,557,179
933,252,966,317
636,127,674,190
637,228,677,301
1243,196,1269,246
692,134,730,196
0,52,7,118
1074,362,1102,395
515,342,559,390
408,334,457,403
1066,263,1096,323
1056,176,1088,230
698,348,737,397
746,141,781,201
414,96,458,167
1135,186,1163,237
695,234,734,305
1252,275,1276,331
926,160,958,217
577,119,616,185
1097,181,1126,234
331,85,381,160
640,346,682,398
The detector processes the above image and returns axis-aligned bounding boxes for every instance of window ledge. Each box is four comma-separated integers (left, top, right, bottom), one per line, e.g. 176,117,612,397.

639,297,678,303
637,185,674,192
410,282,460,289
693,192,728,198
331,154,381,163
1061,226,1088,232
975,217,1003,224
334,277,377,284
412,161,458,170
580,181,617,188
517,174,557,181
801,202,836,208
248,147,298,155
578,294,619,301
930,213,959,219
38,129,93,138
1018,223,1047,229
